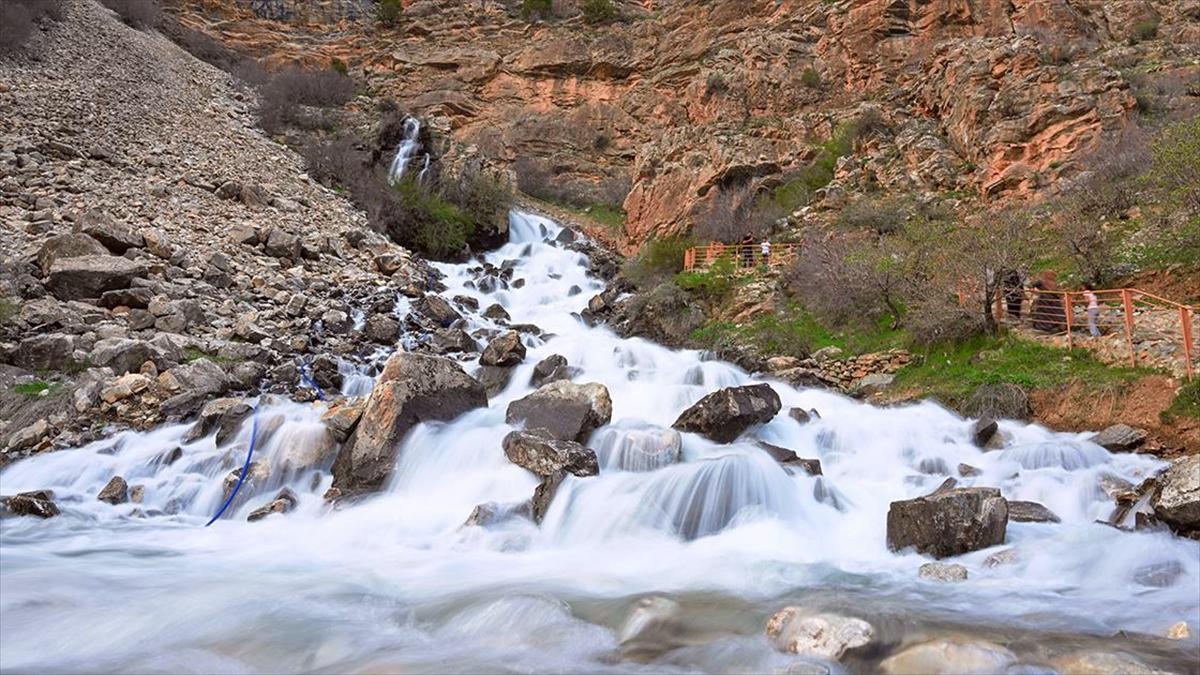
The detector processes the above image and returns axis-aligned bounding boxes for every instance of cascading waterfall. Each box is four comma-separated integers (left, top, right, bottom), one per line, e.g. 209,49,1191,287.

1,211,1197,673
387,116,427,185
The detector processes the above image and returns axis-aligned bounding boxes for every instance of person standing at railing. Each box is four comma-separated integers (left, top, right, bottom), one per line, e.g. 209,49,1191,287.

760,238,771,267
1083,284,1101,337
740,233,755,268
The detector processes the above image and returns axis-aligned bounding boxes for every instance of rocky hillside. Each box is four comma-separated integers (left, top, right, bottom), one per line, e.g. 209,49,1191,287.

166,0,1198,247
0,0,437,454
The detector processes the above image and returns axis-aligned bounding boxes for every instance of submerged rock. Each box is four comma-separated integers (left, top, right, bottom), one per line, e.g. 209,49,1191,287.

96,476,128,505
247,488,298,522
505,380,612,443
462,501,532,528
880,637,1016,674
2,490,60,518
970,417,998,448
887,487,1008,558
592,424,681,472
502,428,599,478
919,562,968,582
672,383,781,443
619,596,684,659
480,330,526,367
1152,455,1200,537
766,607,874,660
1049,650,1170,675
1007,500,1060,523
755,441,822,476
331,352,487,495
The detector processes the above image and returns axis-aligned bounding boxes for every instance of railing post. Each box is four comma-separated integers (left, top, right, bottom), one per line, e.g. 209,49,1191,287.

1122,289,1136,367
1063,292,1073,350
1182,306,1195,382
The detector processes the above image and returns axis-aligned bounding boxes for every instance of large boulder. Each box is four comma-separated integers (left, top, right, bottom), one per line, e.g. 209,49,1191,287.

413,294,461,328
37,232,109,275
505,380,612,443
887,487,1008,558
96,476,128,505
331,352,487,494
1007,500,1060,523
530,354,574,387
79,210,144,253
765,608,874,660
13,333,75,371
1153,455,1200,537
502,428,599,478
90,338,171,376
672,383,781,443
1090,424,1148,452
45,255,146,301
185,398,252,445
480,331,526,367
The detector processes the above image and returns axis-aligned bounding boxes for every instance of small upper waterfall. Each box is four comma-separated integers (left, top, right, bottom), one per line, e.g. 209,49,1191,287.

0,210,1196,673
387,116,426,185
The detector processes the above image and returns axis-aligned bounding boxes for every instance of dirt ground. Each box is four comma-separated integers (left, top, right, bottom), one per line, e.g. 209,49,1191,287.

1029,374,1199,456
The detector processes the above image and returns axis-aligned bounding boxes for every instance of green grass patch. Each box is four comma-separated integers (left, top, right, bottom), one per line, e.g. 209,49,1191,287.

1163,380,1200,421
690,303,906,359
184,347,237,364
894,334,1154,401
673,255,745,300
12,381,62,398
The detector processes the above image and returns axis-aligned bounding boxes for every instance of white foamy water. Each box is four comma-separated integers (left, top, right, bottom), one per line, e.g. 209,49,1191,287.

1,212,1197,673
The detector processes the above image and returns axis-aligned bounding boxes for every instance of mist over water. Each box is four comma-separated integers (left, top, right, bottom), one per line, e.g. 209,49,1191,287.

2,212,1197,673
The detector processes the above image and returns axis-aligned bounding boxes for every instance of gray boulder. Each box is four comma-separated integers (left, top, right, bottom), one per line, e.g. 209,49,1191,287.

364,314,401,344
331,353,487,495
37,232,109,275
502,428,599,478
886,487,1008,558
755,441,822,476
530,354,573,388
1090,424,1148,452
79,210,144,253
14,334,75,371
247,488,299,522
185,398,252,445
971,417,998,448
480,331,525,367
45,255,146,301
89,338,170,376
672,383,780,444
506,380,612,443
1153,455,1200,537
1007,500,1060,523
414,295,461,328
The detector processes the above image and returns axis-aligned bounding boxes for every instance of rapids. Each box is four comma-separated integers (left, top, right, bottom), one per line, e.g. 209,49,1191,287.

1,212,1197,673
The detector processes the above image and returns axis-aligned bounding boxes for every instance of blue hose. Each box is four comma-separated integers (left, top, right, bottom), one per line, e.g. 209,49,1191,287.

204,410,260,527
299,359,327,402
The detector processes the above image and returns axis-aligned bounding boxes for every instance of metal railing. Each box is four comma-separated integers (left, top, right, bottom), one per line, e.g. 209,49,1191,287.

682,242,803,272
996,286,1197,381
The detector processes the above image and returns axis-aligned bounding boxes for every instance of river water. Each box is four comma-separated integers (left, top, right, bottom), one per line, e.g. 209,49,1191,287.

1,212,1197,673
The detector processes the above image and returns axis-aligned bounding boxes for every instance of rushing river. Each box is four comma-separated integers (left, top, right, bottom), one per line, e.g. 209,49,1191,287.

1,212,1197,673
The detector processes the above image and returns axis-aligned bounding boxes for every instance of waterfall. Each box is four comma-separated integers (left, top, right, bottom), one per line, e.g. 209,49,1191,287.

1,210,1197,673
387,116,426,185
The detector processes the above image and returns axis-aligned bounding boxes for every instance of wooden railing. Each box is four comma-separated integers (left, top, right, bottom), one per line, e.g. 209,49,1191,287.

682,242,803,272
996,286,1198,381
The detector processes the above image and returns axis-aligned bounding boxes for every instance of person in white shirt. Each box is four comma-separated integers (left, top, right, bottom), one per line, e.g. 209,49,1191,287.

760,238,771,266
1083,284,1100,337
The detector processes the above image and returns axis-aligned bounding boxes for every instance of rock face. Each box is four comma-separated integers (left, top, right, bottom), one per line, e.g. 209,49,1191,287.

1090,424,1148,452
505,380,612,443
44,255,146,301
1153,455,1200,537
887,487,1008,558
331,352,487,494
480,331,526,367
765,607,874,660
502,428,599,478
672,384,781,443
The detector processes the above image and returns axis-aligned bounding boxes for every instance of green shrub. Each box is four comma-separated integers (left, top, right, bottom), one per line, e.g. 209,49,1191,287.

674,255,739,299
521,0,553,19
376,0,402,26
1129,19,1159,44
800,67,821,88
768,120,860,212
394,179,475,259
622,235,694,289
330,58,349,75
581,0,616,23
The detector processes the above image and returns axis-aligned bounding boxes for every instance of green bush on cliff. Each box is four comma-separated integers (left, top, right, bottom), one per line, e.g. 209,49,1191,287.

769,120,861,213
376,0,402,26
623,235,694,289
581,0,616,23
521,0,553,20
